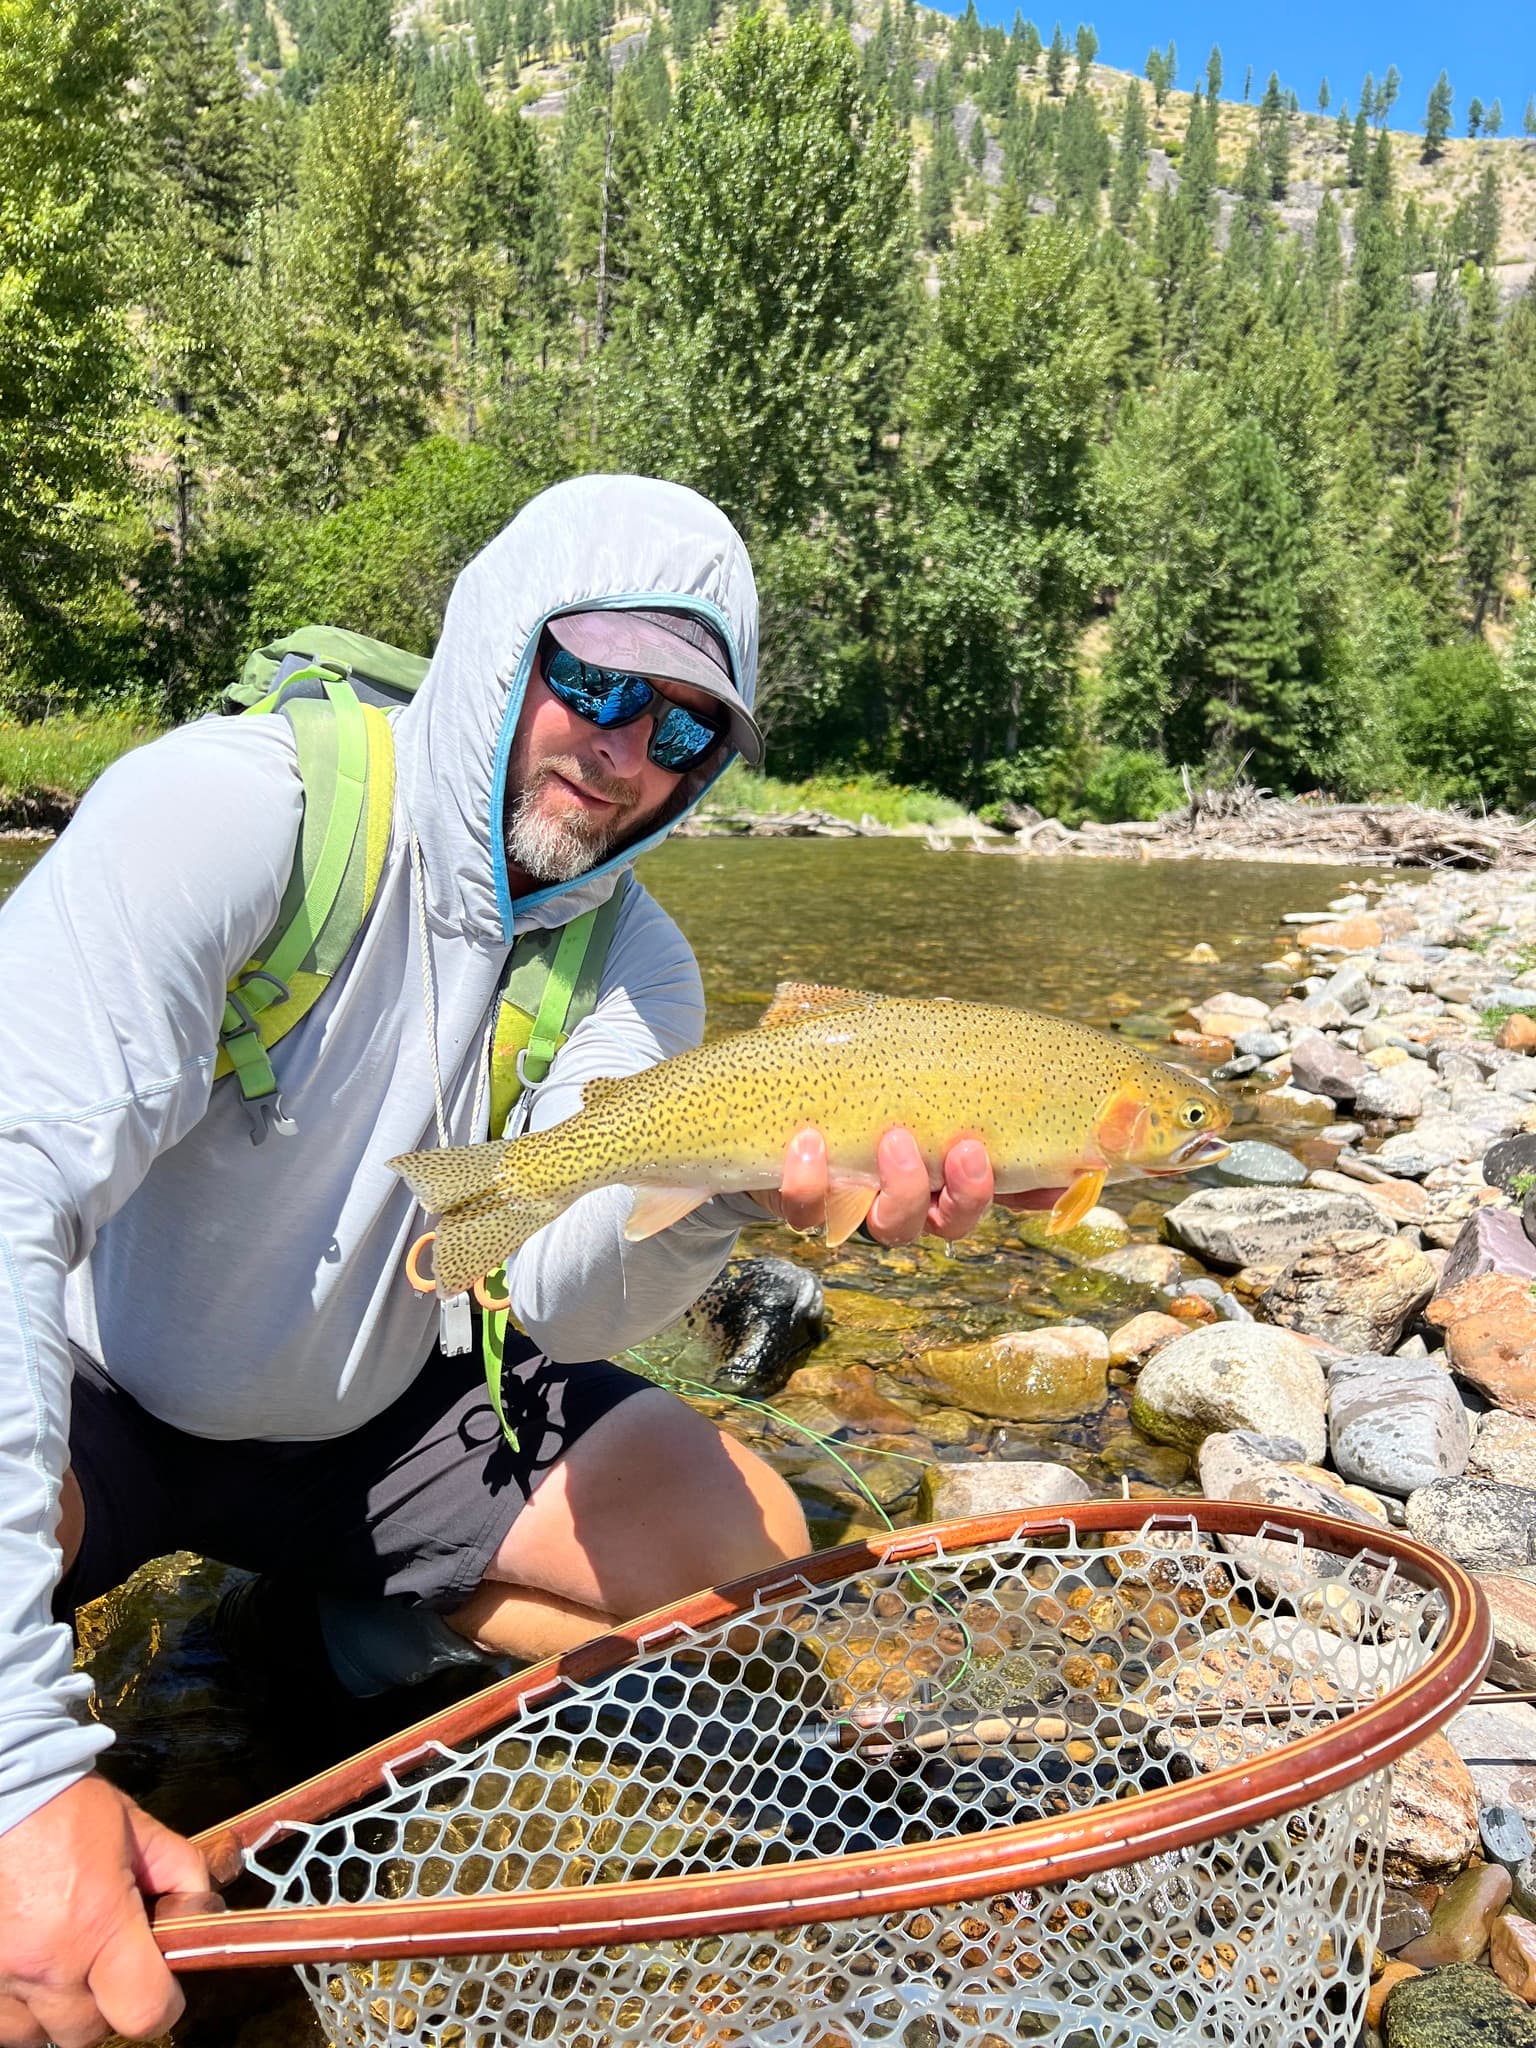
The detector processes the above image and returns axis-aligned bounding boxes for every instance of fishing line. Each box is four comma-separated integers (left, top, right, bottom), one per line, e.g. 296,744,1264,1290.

623,1347,977,1700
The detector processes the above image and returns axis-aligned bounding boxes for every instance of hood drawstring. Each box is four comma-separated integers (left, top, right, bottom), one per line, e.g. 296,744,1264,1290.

410,824,496,1357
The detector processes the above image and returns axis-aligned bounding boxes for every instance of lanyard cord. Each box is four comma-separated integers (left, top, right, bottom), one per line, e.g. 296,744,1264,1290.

409,827,494,1151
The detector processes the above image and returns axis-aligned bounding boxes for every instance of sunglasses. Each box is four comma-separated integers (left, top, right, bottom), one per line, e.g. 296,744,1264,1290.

542,645,726,773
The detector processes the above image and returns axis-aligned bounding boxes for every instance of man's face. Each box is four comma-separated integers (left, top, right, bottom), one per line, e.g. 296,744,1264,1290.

503,650,722,891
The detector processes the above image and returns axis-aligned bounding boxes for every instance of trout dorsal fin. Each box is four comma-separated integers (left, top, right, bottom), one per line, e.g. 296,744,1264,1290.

757,981,886,1029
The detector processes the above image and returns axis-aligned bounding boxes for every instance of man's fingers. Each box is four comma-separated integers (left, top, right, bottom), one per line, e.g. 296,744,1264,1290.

84,1911,185,2046
928,1138,994,1241
0,1993,47,2048
776,1128,829,1234
20,1982,112,2048
866,1128,931,1244
124,1802,210,1901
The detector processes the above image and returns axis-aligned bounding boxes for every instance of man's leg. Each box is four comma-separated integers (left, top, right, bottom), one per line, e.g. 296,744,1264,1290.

446,1388,809,1660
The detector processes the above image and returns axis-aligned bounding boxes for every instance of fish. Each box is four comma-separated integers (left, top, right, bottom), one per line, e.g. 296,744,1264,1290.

389,982,1232,1298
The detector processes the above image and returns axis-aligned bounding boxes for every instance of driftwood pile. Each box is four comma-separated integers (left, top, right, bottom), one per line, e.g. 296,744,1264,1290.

1008,790,1536,869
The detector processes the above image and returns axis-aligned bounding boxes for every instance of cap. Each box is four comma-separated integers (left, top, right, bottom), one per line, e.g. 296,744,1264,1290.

545,608,763,768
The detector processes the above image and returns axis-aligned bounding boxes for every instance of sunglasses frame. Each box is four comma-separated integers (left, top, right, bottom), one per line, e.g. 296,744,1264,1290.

541,643,727,773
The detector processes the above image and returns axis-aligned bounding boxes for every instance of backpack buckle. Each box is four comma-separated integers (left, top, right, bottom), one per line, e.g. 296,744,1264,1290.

244,1093,298,1145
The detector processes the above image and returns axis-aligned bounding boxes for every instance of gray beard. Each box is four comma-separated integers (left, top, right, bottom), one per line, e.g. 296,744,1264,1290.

504,758,634,883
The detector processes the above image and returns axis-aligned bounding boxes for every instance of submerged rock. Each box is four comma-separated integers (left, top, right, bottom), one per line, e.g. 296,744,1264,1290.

1128,1323,1326,1461
1085,1243,1187,1289
1161,1185,1383,1270
919,1459,1093,1520
1194,1139,1307,1189
907,1326,1109,1424
684,1256,825,1396
1259,1231,1436,1355
1398,1862,1512,1966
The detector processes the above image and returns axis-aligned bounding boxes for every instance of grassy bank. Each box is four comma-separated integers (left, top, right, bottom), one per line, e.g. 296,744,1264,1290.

702,763,970,829
0,707,165,828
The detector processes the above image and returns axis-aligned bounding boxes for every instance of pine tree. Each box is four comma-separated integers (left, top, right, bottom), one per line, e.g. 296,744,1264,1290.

1317,78,1329,114
1021,18,1041,68
1206,44,1221,98
1259,71,1289,198
1485,99,1503,138
1463,299,1536,623
139,0,253,259
1045,21,1067,96
1469,164,1502,267
1073,21,1096,82
1055,75,1107,217
1360,73,1374,126
1348,106,1369,185
1201,421,1307,774
1380,65,1400,121
1423,70,1452,162
1525,96,1536,138
1468,96,1484,139
1109,77,1147,227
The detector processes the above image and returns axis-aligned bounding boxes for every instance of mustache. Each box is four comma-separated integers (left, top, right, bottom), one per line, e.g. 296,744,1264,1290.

530,754,640,809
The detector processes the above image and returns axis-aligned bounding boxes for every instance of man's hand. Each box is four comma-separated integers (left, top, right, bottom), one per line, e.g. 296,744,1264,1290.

759,1128,1068,1245
0,1773,208,2047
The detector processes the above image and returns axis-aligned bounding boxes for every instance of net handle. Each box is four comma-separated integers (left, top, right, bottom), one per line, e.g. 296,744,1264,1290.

156,1500,1491,1972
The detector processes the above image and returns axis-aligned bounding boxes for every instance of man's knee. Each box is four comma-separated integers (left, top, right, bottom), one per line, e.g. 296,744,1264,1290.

57,1468,84,1577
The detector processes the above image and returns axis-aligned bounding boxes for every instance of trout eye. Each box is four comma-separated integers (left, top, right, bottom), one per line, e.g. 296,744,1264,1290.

1180,1101,1209,1128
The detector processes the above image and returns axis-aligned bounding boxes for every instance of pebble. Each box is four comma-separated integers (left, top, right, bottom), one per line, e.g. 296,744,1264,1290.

1484,1806,1536,1870
1471,1413,1536,1490
1384,1959,1536,2043
1129,1322,1327,1461
1388,1731,1483,1879
1379,1889,1433,1952
909,1327,1110,1424
1368,1962,1422,2028
1194,1139,1307,1189
1234,1030,1287,1060
1492,1911,1536,2004
1290,1032,1373,1101
1356,1063,1440,1119
1086,1243,1188,1290
1254,1083,1339,1123
1211,1053,1260,1079
1485,1134,1536,1194
1328,1351,1470,1495
1106,1311,1186,1366
1260,1230,1437,1355
1398,1861,1512,1966
1441,1209,1536,1291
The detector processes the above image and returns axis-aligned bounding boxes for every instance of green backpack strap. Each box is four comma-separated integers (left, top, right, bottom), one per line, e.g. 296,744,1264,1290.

216,670,395,1141
480,876,631,1444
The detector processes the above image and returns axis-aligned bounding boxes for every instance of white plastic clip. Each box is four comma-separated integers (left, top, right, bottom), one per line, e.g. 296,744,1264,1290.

439,1293,473,1357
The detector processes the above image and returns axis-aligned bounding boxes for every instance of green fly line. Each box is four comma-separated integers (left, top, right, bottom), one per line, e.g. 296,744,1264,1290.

624,1348,976,1704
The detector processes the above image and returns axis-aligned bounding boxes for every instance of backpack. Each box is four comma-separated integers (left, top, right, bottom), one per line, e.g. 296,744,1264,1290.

217,627,628,1441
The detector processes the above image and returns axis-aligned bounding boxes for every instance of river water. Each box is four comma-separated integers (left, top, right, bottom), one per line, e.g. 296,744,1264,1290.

0,833,1388,2041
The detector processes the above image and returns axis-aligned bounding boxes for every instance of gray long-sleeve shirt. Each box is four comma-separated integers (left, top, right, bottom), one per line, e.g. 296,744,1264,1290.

0,475,761,1838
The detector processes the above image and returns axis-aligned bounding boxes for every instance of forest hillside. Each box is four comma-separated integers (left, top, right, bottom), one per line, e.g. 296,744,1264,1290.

6,0,1536,819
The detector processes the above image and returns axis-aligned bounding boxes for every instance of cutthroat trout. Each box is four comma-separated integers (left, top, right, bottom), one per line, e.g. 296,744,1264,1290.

391,982,1231,1297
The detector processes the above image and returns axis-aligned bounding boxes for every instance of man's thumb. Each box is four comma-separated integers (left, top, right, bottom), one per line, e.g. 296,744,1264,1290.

123,1802,211,1900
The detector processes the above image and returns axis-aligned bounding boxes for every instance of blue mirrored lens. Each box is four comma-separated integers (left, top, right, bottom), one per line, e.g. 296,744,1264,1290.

544,646,723,771
650,705,720,771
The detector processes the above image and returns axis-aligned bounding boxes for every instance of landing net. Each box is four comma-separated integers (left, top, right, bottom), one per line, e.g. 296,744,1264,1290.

179,1504,1489,2048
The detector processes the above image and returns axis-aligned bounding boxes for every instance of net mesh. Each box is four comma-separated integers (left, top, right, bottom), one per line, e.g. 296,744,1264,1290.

246,1517,1452,2048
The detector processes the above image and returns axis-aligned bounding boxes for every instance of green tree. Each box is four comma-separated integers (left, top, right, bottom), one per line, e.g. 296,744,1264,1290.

1259,70,1289,198
1073,21,1095,81
1423,69,1452,161
897,221,1108,799
1109,78,1147,226
1206,44,1222,98
1485,98,1503,138
1045,20,1067,95
223,70,440,514
1317,77,1329,114
1380,64,1400,120
1468,95,1484,139
0,0,138,706
618,11,911,542
284,0,391,99
138,0,252,258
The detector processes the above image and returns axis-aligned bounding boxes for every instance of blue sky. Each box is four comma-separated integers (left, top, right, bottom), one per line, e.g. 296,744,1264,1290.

975,1,1536,133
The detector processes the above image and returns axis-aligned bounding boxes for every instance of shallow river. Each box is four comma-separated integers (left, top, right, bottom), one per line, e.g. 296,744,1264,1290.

0,834,1389,2042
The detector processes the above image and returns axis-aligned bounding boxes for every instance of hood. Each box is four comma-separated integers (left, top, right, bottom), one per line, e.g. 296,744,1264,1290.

393,474,759,945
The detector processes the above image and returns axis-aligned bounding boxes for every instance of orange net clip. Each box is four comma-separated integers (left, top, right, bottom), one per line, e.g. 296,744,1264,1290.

405,1232,437,1294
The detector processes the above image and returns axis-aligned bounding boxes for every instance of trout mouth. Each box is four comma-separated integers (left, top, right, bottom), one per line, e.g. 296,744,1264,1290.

1167,1133,1230,1171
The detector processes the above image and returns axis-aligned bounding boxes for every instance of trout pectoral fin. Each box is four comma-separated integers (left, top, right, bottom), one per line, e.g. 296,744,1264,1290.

624,1186,714,1242
823,1182,878,1247
1094,1090,1151,1162
1047,1169,1106,1236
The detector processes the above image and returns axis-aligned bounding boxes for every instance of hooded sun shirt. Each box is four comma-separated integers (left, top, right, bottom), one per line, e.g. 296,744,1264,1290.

0,475,761,1839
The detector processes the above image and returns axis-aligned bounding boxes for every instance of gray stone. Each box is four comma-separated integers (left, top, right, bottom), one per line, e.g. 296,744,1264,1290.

1381,1117,1484,1167
1289,1032,1372,1102
1486,1133,1536,1195
1515,1852,1536,1921
1355,1064,1439,1119
1378,1888,1432,1952
1406,1479,1536,1572
1290,996,1351,1031
1471,1413,1536,1491
1129,1323,1327,1461
1328,1352,1470,1496
1211,1053,1260,1080
1440,1208,1536,1292
1483,1803,1535,1869
1447,1699,1536,1821
920,1459,1093,1520
1085,1242,1189,1290
1260,1230,1437,1355
1477,1575,1536,1690
1194,1139,1308,1190
1234,1030,1287,1060
1320,963,1375,1012
1197,1430,1380,1525
1161,1185,1383,1269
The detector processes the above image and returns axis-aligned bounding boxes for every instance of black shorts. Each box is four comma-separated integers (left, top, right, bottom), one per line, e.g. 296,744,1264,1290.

59,1334,652,1617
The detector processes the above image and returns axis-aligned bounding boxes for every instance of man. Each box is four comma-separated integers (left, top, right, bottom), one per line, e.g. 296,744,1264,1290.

0,475,1013,2048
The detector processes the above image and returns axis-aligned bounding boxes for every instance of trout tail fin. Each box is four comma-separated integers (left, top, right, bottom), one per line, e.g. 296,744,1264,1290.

390,1139,567,1297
